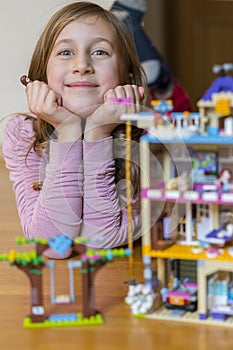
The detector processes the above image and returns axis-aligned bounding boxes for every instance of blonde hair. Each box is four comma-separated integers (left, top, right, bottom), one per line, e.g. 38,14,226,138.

26,1,148,193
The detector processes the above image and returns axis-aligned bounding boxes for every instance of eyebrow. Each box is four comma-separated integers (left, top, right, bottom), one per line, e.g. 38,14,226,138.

53,39,75,48
53,37,114,49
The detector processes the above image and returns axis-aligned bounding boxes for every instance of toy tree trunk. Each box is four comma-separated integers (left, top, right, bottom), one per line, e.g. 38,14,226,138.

81,260,106,318
16,264,46,323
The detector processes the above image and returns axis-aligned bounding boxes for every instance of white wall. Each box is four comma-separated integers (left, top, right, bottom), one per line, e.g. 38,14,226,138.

0,0,113,143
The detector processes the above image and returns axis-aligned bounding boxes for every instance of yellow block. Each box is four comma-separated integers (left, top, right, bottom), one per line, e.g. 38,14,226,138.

215,98,230,116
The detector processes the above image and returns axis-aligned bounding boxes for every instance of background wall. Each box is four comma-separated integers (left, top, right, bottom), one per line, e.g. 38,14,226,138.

0,0,110,119
0,0,163,144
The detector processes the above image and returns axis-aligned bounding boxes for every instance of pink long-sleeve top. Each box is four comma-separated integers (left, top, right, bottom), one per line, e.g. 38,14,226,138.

2,115,141,257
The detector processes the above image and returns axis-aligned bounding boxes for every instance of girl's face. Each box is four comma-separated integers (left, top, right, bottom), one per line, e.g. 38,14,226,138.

46,16,126,116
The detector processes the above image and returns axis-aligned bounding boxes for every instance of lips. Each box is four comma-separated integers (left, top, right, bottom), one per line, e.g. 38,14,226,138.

66,81,98,88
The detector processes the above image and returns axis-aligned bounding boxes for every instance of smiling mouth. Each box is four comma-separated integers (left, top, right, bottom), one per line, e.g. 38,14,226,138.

66,82,98,88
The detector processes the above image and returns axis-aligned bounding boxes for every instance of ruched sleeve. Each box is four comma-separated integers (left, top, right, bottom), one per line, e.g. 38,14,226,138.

2,115,83,251
81,137,141,248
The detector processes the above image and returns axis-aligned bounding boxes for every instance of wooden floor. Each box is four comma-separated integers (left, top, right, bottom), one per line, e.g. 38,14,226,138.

1,160,233,350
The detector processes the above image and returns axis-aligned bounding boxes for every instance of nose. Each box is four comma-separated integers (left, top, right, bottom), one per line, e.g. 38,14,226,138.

72,52,93,75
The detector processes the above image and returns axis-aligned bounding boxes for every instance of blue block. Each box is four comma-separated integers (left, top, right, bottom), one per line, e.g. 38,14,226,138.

49,234,73,254
199,313,207,320
49,313,78,322
211,313,226,321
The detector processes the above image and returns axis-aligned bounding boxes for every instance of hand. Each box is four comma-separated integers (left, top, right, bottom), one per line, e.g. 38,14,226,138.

84,84,145,141
24,79,82,142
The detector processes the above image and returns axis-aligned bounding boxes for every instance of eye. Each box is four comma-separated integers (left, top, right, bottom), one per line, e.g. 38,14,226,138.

92,49,109,57
58,49,75,56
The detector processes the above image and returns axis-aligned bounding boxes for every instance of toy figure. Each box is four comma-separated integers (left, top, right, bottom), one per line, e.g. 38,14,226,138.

215,168,233,192
166,171,192,193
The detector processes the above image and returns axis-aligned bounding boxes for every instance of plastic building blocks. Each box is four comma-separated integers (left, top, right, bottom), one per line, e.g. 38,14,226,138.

0,235,131,328
197,63,233,136
122,66,233,326
3,71,233,328
161,278,198,312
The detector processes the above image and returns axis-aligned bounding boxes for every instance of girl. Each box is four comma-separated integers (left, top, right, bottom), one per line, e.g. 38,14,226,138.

2,1,147,258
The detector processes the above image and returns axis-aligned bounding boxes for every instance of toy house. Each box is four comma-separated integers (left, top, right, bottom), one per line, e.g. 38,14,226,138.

123,73,233,325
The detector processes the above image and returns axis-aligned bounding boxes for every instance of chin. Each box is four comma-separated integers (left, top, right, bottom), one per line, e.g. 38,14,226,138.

66,103,100,118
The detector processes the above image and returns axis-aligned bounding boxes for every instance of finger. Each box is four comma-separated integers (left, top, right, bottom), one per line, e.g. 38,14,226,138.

120,85,141,111
114,85,128,99
135,86,145,111
35,87,58,115
103,89,127,121
104,89,117,103
132,85,145,111
131,85,140,106
45,89,62,110
138,86,145,101
26,81,51,114
26,81,42,109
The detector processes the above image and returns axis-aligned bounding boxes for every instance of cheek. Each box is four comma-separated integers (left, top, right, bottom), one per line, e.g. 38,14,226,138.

47,58,61,82
102,65,125,88
46,66,63,92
